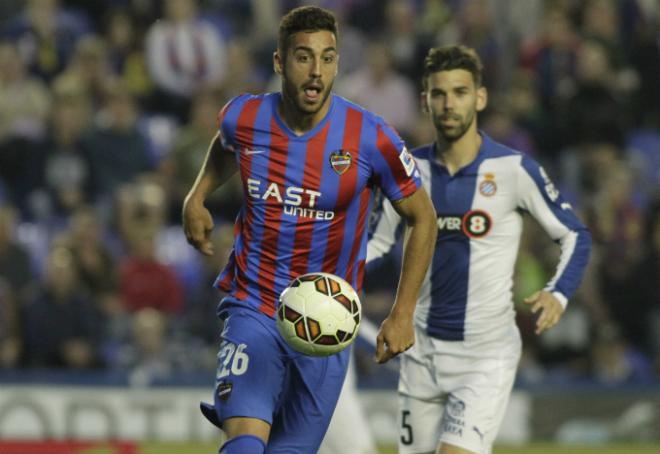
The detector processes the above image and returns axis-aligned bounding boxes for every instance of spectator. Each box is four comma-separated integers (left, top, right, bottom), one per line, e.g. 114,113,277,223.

0,41,52,213
337,41,417,139
221,38,268,95
81,81,152,211
144,0,228,120
454,0,503,89
481,97,536,156
66,207,117,296
118,228,184,315
118,182,184,315
380,0,430,83
0,203,30,369
0,279,21,368
0,40,51,143
22,245,101,368
120,307,173,384
506,69,556,159
520,4,580,113
632,197,660,357
0,204,33,305
103,8,152,102
161,88,242,220
628,0,660,127
557,39,629,148
35,85,92,221
580,0,627,69
586,159,647,354
2,0,90,82
53,35,118,110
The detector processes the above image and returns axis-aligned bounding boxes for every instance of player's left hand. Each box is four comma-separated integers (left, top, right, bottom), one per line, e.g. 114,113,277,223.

523,291,564,335
375,312,414,364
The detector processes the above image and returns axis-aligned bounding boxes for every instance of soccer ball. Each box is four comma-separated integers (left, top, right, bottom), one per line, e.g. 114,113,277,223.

276,272,361,356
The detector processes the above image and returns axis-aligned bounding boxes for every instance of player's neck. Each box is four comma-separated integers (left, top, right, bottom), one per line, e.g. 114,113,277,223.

278,94,332,136
434,129,482,176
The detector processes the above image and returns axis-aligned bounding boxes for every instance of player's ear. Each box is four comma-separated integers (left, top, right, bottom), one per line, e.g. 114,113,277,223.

274,51,283,75
476,86,488,112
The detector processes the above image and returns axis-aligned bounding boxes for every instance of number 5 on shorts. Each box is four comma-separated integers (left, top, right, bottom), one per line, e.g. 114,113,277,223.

401,410,413,445
217,341,250,379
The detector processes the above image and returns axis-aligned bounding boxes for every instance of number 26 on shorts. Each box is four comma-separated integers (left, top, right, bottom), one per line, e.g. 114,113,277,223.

216,341,250,379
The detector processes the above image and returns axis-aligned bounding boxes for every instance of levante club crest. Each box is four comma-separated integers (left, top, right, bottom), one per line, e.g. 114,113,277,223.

329,150,352,175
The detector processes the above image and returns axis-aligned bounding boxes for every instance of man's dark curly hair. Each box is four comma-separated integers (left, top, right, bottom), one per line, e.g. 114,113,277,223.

422,45,483,90
278,6,338,55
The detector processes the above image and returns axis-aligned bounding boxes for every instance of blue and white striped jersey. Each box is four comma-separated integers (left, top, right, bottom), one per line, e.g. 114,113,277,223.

367,133,591,342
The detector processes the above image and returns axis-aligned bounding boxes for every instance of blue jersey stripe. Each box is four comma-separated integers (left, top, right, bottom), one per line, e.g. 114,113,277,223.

427,162,475,341
220,94,250,149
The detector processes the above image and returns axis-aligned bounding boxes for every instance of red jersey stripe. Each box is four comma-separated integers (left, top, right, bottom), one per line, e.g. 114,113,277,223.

356,259,366,292
233,98,262,300
376,125,418,197
289,123,331,280
321,107,363,273
345,187,372,286
255,118,290,315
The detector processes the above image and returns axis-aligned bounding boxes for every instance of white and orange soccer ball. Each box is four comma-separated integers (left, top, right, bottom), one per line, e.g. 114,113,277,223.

276,272,361,356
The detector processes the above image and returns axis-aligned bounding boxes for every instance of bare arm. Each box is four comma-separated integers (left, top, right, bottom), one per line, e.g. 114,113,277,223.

375,188,437,363
182,132,238,255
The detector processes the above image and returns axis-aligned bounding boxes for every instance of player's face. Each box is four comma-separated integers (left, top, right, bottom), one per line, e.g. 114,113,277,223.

423,69,487,142
275,30,338,115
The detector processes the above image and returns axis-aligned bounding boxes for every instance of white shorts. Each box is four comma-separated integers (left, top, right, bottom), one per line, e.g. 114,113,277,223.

319,354,378,454
397,325,521,454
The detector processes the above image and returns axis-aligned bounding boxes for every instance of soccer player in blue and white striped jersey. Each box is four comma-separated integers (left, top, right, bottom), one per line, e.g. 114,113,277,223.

367,45,592,454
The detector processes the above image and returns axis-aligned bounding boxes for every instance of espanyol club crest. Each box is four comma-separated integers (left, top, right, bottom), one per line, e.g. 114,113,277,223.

329,150,352,175
479,173,497,197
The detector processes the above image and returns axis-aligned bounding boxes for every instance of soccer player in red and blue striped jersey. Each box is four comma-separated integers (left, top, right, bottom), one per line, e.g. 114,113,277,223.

182,6,437,453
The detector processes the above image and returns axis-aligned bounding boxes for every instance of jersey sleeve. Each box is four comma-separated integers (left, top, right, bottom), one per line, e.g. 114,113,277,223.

516,156,592,307
366,192,404,271
370,122,421,202
216,94,249,154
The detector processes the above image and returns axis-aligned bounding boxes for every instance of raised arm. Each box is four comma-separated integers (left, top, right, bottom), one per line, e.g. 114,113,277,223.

182,132,238,256
375,188,437,363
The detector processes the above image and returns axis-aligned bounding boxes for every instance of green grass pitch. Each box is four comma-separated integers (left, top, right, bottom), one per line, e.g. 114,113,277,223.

139,442,660,454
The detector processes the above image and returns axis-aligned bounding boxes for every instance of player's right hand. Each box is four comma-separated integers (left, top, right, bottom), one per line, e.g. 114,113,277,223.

374,312,414,364
182,196,215,256
524,290,564,335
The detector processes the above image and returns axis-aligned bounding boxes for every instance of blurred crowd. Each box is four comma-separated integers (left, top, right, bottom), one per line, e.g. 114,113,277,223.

0,0,658,387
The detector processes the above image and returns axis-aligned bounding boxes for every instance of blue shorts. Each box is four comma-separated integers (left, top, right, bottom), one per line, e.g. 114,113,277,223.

209,303,350,453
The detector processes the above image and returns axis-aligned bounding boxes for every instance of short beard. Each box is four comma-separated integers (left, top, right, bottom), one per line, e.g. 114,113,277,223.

282,77,333,116
434,109,475,142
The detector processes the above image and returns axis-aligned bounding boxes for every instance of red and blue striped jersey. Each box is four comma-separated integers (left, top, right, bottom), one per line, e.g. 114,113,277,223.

214,92,421,317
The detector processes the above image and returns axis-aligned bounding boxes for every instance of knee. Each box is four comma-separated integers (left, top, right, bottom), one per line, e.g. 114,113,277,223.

220,434,266,454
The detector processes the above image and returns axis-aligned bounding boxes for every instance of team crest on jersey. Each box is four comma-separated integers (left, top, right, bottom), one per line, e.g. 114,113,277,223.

399,147,416,177
479,173,497,197
217,381,233,402
329,150,352,175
